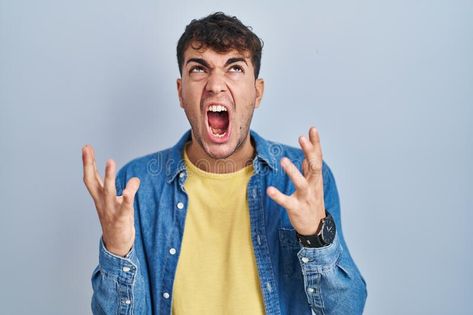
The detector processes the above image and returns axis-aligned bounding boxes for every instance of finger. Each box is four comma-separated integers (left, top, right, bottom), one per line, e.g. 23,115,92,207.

308,127,323,160
93,162,104,188
280,157,308,193
89,146,104,187
299,135,322,181
103,159,117,202
302,159,309,178
121,177,141,209
267,186,297,210
82,145,101,199
302,158,323,199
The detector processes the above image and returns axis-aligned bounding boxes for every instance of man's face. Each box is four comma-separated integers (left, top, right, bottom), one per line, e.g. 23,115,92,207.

177,43,264,160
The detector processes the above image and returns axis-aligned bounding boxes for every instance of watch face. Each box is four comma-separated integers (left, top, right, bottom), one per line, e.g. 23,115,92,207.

322,216,336,244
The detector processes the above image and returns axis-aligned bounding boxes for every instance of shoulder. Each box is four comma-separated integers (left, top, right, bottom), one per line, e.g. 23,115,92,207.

115,147,176,188
115,129,191,184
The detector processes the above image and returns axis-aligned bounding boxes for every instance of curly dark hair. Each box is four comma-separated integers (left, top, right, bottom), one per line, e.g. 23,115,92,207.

176,12,264,79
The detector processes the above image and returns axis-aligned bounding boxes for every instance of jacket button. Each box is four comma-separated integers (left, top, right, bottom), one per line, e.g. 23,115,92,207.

177,202,184,209
163,292,170,299
169,248,177,255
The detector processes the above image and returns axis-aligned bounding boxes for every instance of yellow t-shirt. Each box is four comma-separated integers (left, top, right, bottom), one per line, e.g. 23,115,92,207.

172,146,265,315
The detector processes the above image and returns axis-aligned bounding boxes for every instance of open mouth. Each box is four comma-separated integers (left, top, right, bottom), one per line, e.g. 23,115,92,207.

207,104,230,140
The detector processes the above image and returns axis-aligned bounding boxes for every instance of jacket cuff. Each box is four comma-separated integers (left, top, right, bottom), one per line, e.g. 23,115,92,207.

99,237,138,285
297,231,342,273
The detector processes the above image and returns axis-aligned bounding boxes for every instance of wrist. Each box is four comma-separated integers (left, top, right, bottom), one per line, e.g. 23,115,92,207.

102,237,134,257
296,212,326,236
296,212,335,248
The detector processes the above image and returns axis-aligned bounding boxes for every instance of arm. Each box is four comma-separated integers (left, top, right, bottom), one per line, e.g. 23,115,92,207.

267,127,367,314
297,164,367,315
82,145,147,314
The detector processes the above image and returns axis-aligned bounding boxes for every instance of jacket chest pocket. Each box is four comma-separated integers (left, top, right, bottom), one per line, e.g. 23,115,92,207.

279,228,303,279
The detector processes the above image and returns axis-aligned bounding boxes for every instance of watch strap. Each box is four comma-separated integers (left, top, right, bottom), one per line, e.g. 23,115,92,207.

296,231,325,247
296,213,333,248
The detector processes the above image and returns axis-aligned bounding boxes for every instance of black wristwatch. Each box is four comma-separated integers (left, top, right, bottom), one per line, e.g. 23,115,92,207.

296,212,336,248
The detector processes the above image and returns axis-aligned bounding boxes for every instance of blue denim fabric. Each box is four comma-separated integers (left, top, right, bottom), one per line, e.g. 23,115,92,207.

91,129,367,315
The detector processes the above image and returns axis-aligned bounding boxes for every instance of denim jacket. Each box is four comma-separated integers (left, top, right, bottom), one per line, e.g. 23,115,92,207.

91,129,367,315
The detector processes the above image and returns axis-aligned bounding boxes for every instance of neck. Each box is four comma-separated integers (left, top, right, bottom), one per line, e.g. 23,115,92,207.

185,133,255,174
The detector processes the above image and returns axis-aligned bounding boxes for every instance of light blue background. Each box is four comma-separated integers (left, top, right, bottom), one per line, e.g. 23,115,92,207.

1,1,472,314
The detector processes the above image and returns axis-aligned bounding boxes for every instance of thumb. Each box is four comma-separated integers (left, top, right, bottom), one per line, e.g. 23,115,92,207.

122,177,140,207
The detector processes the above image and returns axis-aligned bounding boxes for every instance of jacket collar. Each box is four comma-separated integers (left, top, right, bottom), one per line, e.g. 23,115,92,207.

166,129,279,183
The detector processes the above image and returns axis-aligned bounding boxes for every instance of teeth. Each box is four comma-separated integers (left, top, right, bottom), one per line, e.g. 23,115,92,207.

211,127,226,138
208,105,227,112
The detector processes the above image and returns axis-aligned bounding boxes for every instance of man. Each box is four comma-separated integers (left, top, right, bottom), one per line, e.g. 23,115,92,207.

82,12,367,315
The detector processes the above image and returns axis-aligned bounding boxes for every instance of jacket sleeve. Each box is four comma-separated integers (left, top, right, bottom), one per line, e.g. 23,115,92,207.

297,162,367,315
91,168,148,315
91,240,146,314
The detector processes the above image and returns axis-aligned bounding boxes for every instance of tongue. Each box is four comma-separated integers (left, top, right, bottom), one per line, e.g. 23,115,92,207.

208,112,229,131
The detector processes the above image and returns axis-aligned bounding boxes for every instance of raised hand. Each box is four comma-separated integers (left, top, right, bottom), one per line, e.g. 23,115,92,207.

82,145,140,257
267,127,326,236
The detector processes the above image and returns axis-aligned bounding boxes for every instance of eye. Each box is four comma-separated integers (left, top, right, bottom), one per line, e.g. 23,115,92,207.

229,65,244,73
190,65,205,73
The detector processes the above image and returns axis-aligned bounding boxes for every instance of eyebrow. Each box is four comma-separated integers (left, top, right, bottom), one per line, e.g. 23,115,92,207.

225,57,248,66
186,57,248,68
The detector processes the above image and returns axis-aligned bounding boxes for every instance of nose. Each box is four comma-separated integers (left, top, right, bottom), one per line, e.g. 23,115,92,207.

205,71,227,94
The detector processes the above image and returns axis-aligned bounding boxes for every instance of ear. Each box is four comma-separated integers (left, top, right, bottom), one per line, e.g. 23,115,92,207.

254,78,265,108
177,78,184,108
